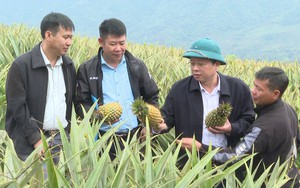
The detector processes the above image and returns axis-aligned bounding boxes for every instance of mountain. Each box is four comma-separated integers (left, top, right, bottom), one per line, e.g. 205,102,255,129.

0,0,299,61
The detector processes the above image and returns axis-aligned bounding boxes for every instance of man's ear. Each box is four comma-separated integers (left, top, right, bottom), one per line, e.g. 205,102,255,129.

45,31,52,41
273,89,281,100
98,37,103,46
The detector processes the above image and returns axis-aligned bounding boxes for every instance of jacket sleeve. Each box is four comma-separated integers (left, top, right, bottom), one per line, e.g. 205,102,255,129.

5,62,41,145
160,86,175,131
290,106,300,150
138,62,159,106
296,126,300,150
75,64,94,119
211,126,264,163
229,84,255,138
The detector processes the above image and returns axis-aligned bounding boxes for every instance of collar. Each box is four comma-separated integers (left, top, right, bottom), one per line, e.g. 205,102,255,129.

189,76,201,92
31,42,68,69
40,44,63,67
199,74,221,94
218,72,231,96
100,49,126,68
254,99,283,115
189,73,222,93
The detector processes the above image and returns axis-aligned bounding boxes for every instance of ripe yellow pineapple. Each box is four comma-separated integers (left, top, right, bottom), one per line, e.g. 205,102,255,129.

131,99,162,129
94,102,123,124
205,102,232,128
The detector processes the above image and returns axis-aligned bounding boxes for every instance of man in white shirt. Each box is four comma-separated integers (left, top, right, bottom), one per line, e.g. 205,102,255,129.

5,12,77,164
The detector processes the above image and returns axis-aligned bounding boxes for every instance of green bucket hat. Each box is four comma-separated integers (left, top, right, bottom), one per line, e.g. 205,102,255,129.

183,38,226,65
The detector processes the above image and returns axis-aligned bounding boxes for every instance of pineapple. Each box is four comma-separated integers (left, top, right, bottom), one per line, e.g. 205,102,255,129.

131,99,162,129
94,102,123,124
205,102,232,128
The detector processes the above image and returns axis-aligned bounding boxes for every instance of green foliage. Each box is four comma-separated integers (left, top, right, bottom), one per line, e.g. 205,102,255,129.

0,64,9,130
0,109,295,187
0,24,299,187
1,24,300,115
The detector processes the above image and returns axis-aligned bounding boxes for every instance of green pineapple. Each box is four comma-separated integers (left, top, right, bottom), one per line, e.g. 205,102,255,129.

94,102,123,124
205,102,232,128
131,99,162,129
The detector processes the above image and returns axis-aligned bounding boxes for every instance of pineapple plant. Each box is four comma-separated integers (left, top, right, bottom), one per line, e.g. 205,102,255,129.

94,102,123,124
205,102,232,128
131,99,162,130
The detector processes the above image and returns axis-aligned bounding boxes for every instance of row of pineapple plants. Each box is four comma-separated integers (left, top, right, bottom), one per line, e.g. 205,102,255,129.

0,105,293,187
0,24,299,186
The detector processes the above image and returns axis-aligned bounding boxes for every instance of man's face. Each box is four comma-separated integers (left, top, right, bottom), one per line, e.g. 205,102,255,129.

48,26,73,56
189,57,219,83
251,79,279,106
98,34,126,65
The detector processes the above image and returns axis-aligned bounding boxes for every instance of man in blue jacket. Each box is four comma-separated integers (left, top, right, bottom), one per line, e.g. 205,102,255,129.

76,18,159,160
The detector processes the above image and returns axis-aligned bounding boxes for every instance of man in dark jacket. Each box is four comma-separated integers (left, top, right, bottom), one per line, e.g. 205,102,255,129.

5,12,76,163
213,67,300,187
179,67,300,187
75,18,159,159
159,38,255,166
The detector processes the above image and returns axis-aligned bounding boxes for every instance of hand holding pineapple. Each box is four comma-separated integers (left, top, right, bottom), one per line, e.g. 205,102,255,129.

132,98,167,132
205,102,232,128
207,119,232,134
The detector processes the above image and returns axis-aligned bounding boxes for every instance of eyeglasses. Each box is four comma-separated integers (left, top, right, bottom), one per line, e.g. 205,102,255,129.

189,61,212,67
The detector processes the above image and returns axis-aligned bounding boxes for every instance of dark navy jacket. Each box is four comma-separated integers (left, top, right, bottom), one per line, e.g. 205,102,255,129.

161,73,255,147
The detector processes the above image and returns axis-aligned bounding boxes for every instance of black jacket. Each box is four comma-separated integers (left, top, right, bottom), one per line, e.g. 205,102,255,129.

75,47,159,118
212,100,300,187
5,43,76,156
161,73,255,147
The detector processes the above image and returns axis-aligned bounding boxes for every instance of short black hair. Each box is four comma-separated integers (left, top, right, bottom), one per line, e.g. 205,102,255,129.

99,18,126,39
40,12,75,39
255,66,289,97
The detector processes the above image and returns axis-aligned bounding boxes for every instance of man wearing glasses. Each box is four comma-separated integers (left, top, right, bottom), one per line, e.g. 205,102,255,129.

158,38,255,168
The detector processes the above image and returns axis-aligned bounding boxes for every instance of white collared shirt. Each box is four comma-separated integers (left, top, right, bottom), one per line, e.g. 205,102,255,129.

40,45,68,130
201,75,227,147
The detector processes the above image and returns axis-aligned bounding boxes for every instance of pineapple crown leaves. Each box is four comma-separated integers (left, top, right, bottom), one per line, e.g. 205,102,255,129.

131,98,149,120
217,102,233,117
131,98,163,128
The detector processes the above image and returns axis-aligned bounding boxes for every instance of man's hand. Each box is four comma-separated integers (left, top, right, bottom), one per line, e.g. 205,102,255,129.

176,137,202,152
139,118,168,142
34,139,42,149
109,118,120,125
207,119,232,134
34,139,44,158
152,118,168,133
139,126,151,142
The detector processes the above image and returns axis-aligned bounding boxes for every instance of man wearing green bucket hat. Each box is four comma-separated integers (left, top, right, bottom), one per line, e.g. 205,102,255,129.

158,38,255,166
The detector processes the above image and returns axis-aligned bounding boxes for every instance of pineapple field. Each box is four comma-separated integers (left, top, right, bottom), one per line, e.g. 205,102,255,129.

0,24,300,187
